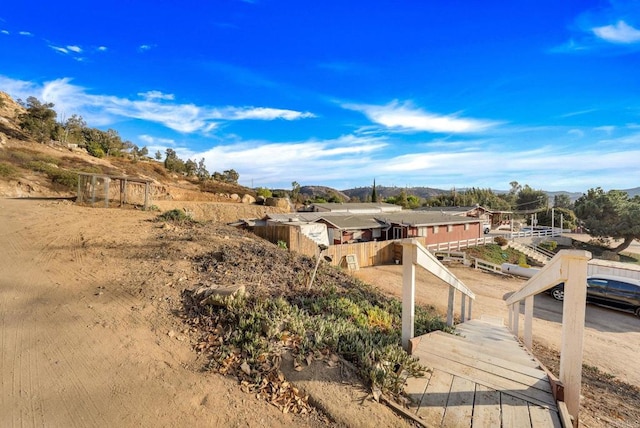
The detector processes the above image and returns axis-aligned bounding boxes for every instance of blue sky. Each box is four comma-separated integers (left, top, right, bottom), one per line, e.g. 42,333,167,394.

1,1,639,192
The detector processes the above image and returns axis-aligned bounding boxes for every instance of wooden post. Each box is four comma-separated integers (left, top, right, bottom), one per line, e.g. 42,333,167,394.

144,181,150,210
467,299,473,320
401,242,416,351
460,294,466,322
104,177,110,208
508,305,514,331
91,175,97,206
560,253,589,427
447,285,455,327
512,302,520,338
524,295,534,349
77,174,82,204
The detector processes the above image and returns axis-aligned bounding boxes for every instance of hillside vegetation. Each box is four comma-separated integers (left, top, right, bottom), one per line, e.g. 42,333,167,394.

0,91,252,200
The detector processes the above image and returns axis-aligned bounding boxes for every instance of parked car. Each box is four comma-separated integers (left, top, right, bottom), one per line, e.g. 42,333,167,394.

549,275,640,317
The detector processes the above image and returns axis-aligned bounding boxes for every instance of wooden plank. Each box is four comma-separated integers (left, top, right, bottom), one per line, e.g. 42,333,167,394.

423,332,538,368
472,384,501,428
418,340,553,394
416,369,453,426
404,374,430,413
501,393,532,428
442,376,475,427
414,349,557,409
529,403,562,428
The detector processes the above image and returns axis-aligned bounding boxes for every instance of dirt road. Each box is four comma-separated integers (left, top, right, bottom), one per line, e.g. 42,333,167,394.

0,199,320,427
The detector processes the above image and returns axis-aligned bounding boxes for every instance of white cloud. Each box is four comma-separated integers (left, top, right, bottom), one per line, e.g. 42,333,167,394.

0,75,315,133
18,31,32,36
344,100,499,134
568,129,585,138
223,107,315,120
193,135,387,185
97,46,108,52
138,90,175,101
1,30,9,35
67,45,82,53
139,44,153,52
593,20,640,44
594,126,615,134
49,45,69,54
139,134,177,145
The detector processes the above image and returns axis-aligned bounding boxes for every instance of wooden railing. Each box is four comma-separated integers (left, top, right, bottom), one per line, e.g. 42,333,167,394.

505,249,591,427
401,239,476,350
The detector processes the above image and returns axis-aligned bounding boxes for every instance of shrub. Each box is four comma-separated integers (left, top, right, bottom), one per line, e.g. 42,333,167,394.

494,236,508,246
157,208,192,223
0,162,18,178
539,240,557,252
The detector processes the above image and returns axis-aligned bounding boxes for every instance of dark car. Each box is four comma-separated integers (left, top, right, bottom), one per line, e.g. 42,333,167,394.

549,276,640,317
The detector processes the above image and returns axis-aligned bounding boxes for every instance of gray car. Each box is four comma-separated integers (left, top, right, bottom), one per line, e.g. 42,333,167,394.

549,275,640,317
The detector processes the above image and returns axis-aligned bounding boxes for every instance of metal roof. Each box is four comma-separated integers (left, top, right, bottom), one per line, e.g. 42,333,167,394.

375,212,481,227
317,215,385,230
311,202,402,212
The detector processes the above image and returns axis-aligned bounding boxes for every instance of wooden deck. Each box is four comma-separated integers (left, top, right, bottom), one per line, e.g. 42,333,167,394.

404,318,562,427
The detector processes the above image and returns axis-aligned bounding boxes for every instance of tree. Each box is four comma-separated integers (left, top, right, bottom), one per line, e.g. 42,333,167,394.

553,194,573,209
184,159,197,176
155,150,163,161
371,179,378,203
18,96,57,143
63,114,86,145
516,185,547,211
291,181,301,202
164,148,186,173
255,187,272,198
223,169,239,184
574,188,640,253
196,158,210,180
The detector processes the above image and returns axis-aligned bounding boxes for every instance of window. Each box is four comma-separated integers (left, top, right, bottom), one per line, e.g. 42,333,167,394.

464,224,469,231
447,225,453,233
393,227,403,239
433,225,439,234
418,226,427,237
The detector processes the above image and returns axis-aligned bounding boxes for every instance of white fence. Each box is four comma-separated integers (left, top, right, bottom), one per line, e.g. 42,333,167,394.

425,236,495,251
508,228,564,239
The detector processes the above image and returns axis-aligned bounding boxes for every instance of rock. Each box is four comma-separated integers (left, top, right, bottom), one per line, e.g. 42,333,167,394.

241,194,256,204
265,197,291,211
197,285,247,306
230,193,240,201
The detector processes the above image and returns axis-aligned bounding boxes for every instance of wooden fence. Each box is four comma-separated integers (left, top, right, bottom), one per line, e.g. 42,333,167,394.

253,225,495,269
253,224,397,268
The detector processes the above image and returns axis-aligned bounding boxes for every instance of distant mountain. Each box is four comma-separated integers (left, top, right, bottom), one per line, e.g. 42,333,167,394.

296,184,639,205
298,185,350,201
623,187,640,198
544,190,583,202
341,185,447,201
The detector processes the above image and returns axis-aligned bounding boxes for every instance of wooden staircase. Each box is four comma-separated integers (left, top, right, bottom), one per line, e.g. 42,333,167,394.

404,318,563,427
507,241,552,265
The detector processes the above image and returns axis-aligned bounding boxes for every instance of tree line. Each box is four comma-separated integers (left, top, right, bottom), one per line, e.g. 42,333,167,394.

15,96,238,184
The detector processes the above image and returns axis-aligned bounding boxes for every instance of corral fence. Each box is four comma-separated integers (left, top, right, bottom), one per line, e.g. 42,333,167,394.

77,173,156,209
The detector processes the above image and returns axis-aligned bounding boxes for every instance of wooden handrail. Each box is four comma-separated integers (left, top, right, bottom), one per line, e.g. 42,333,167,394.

505,249,591,427
401,238,475,350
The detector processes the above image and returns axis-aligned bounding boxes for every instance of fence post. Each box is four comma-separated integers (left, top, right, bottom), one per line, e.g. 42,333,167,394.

401,241,416,351
560,253,589,426
524,295,534,349
447,285,455,327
